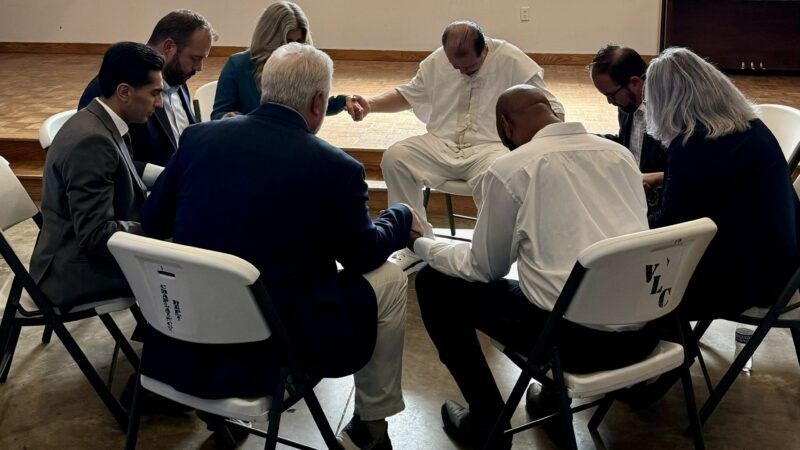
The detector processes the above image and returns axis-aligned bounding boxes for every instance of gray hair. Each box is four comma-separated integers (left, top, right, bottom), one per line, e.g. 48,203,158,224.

645,47,757,146
260,42,332,113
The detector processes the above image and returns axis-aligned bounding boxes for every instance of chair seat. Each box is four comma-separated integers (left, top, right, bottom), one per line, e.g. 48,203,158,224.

736,292,800,325
493,339,685,399
563,340,684,398
140,375,272,422
433,180,473,196
1,273,135,318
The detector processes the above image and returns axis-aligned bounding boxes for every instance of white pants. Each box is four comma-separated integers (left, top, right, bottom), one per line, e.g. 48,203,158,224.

354,261,408,420
381,133,508,237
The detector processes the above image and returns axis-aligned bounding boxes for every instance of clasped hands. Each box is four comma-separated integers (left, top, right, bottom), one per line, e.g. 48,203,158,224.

345,95,370,121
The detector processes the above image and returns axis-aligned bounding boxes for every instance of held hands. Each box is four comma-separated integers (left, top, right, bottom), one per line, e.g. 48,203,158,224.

404,204,425,249
642,172,665,194
222,111,240,119
345,95,370,122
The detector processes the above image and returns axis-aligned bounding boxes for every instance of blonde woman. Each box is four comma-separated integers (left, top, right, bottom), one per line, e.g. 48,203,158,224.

211,2,347,119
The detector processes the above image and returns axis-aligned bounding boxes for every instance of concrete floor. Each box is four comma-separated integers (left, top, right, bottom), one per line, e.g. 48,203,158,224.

1,220,799,449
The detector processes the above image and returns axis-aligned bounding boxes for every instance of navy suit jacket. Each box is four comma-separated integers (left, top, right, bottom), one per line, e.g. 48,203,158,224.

78,75,197,170
139,102,412,398
650,119,800,319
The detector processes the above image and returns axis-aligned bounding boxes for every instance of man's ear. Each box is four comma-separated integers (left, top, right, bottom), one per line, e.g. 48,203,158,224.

629,75,645,91
311,90,326,116
161,38,177,59
500,114,513,138
115,83,132,103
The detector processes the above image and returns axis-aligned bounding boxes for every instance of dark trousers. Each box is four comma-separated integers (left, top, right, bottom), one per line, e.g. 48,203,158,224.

415,266,660,420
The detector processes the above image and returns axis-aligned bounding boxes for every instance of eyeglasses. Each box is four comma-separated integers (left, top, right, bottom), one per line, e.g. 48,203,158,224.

604,82,628,101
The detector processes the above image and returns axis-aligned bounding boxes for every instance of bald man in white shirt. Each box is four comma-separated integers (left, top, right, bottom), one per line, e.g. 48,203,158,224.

411,86,659,448
346,21,564,272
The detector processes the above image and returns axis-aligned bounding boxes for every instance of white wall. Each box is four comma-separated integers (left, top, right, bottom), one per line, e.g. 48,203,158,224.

0,0,661,54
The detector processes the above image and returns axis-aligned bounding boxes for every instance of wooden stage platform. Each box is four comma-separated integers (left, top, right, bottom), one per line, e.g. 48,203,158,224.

2,52,800,214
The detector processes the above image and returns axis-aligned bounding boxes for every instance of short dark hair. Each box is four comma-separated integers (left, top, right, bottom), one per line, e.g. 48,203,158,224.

589,44,647,86
146,9,218,48
441,20,486,56
98,42,164,98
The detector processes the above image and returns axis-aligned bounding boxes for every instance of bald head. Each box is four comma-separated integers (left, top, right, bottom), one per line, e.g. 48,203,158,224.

496,85,561,150
441,21,488,75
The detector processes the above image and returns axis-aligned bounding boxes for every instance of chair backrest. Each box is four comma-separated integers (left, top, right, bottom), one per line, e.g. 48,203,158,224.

0,156,39,231
39,110,77,150
193,81,218,122
107,232,272,344
563,218,717,327
758,104,800,169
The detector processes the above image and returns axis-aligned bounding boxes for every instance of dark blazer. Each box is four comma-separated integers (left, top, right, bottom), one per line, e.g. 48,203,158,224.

29,99,146,308
140,102,412,398
606,108,667,174
650,119,800,319
78,75,197,169
211,50,347,120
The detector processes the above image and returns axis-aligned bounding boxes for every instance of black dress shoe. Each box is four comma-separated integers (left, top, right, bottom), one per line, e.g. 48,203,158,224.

524,383,559,418
525,383,569,447
440,400,511,450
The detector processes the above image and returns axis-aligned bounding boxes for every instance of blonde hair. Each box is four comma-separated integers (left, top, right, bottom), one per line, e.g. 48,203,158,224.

645,47,757,146
250,2,313,90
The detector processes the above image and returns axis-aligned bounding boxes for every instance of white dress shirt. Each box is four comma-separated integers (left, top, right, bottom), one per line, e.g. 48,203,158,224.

414,122,649,322
162,80,190,144
96,99,163,188
396,38,564,149
628,101,647,164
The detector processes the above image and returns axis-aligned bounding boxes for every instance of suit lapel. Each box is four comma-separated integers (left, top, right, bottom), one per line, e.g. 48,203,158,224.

86,100,148,196
153,106,179,150
179,84,197,124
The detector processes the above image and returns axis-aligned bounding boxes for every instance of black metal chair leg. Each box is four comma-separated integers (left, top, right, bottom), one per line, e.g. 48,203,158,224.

551,352,577,450
98,313,140,369
265,369,286,450
0,323,21,382
303,387,339,449
124,370,144,450
587,393,615,431
107,339,121,388
791,327,800,368
698,321,769,426
484,372,532,449
680,362,705,449
52,322,129,429
445,193,456,236
41,325,53,344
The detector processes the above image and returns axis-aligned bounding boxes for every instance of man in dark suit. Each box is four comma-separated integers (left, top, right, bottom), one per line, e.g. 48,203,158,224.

141,43,420,450
30,42,164,309
589,45,667,176
78,10,216,170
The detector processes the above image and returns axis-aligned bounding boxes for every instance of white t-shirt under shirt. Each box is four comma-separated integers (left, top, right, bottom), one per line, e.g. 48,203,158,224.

414,122,649,329
396,38,565,148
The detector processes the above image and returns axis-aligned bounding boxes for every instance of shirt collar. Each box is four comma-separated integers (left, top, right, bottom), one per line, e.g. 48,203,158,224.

531,122,587,140
162,79,180,95
96,98,129,137
264,102,310,129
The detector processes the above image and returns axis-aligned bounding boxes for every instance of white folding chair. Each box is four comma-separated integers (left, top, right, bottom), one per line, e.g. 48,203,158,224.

758,104,800,171
423,180,476,241
192,81,218,122
38,110,77,150
486,218,717,450
107,232,339,450
0,156,139,430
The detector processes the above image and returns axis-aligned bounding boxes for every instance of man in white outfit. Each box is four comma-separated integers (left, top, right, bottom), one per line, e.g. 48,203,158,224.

346,21,565,272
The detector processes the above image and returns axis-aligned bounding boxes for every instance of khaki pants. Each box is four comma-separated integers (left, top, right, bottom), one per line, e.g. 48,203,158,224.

381,133,508,237
353,261,408,420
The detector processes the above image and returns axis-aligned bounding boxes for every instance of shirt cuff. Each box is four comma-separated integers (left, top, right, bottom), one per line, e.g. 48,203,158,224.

142,163,165,188
413,237,436,260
